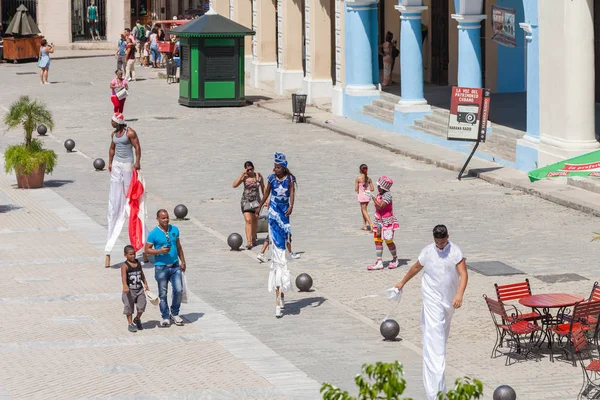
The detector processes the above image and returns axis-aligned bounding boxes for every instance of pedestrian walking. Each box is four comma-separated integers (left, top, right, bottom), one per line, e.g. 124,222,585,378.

109,70,129,113
355,163,374,231
257,236,269,263
121,245,149,332
366,176,399,270
132,21,146,66
125,37,136,81
144,209,187,327
143,41,150,67
256,152,297,318
116,33,127,74
38,39,54,85
394,225,468,400
105,113,142,268
149,28,160,68
232,161,264,249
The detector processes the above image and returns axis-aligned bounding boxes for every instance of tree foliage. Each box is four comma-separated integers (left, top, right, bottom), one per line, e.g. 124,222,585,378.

4,95,54,149
3,96,57,175
321,362,483,400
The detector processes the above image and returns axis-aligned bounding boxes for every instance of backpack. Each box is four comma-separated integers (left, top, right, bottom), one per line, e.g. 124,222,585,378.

136,25,145,41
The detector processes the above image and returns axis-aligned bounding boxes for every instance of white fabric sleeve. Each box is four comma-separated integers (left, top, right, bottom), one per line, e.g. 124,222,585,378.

452,244,465,265
418,247,428,266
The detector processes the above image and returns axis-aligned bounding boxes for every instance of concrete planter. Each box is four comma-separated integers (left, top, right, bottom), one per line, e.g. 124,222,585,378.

15,163,46,189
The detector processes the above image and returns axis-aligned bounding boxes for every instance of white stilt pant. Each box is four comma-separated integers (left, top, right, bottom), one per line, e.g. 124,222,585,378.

105,160,133,254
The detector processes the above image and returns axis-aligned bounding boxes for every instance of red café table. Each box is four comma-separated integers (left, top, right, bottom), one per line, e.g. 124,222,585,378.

519,293,585,350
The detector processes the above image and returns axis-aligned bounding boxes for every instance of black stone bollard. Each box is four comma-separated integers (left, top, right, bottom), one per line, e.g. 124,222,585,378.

93,158,105,171
64,139,75,152
295,273,313,292
380,319,400,341
227,233,243,251
493,385,516,400
174,204,188,219
37,125,47,135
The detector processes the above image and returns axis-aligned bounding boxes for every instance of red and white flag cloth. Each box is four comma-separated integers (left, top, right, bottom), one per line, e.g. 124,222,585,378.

126,169,147,252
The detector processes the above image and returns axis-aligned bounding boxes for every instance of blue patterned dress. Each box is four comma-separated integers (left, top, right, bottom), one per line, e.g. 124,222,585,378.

267,173,295,292
267,173,294,250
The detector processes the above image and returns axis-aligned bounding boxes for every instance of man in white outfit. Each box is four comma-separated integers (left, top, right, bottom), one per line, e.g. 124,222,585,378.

105,113,142,268
395,225,468,400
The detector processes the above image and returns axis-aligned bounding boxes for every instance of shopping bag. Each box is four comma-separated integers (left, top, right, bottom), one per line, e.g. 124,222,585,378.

145,289,159,306
257,214,268,233
181,272,189,304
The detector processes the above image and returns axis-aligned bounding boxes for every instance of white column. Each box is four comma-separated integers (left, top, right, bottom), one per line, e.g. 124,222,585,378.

332,0,345,115
37,0,71,46
538,0,598,165
230,0,253,73
251,0,277,88
302,0,333,103
274,0,304,95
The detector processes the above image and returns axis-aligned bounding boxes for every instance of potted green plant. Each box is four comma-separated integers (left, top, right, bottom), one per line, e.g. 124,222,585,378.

3,95,56,189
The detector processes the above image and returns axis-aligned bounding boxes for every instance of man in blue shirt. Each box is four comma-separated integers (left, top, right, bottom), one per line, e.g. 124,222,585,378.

145,209,187,327
116,34,127,74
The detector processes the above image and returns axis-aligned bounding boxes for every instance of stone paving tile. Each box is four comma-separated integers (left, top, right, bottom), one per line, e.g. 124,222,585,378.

0,342,271,399
2,57,599,399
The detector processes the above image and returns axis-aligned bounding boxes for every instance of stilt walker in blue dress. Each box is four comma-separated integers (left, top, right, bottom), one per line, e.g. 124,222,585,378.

256,152,296,318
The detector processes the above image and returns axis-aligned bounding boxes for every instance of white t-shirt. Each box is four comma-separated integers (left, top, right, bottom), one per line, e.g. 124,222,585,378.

418,241,465,306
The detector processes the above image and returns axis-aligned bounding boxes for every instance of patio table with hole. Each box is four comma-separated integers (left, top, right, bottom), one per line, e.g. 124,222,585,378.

519,293,584,353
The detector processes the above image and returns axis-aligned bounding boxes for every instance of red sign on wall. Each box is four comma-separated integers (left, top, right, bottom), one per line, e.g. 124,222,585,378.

447,87,491,142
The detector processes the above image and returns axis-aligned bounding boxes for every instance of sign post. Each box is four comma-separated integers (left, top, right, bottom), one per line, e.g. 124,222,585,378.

446,87,491,180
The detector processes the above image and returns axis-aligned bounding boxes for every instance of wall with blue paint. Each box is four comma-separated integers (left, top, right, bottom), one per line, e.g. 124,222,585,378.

494,0,525,93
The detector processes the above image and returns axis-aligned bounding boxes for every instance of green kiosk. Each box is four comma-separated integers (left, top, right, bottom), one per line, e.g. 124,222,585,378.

171,10,254,107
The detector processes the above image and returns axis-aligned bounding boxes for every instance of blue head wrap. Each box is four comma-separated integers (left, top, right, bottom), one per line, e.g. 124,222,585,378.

274,152,288,168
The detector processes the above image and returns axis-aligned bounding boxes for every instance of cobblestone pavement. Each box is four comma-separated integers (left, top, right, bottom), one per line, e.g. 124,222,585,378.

2,57,600,399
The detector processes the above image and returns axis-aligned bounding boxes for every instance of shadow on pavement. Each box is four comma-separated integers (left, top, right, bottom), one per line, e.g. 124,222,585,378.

44,179,74,188
284,296,326,316
182,312,205,323
383,259,410,268
0,204,22,213
141,320,162,330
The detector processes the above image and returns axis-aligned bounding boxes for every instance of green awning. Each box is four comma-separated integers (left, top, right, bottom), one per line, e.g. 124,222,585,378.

170,9,254,37
5,4,41,36
528,149,600,182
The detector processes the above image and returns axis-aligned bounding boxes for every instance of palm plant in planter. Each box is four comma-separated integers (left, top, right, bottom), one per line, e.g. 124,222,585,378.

3,95,56,189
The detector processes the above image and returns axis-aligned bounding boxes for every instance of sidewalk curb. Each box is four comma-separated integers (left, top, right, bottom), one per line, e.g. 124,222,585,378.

255,101,600,218
53,54,113,61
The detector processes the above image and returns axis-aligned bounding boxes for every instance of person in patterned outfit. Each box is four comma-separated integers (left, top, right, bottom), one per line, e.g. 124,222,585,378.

366,176,400,270
256,152,297,318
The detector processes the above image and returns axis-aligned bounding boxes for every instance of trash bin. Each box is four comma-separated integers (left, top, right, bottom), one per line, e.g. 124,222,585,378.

292,94,307,123
166,59,177,84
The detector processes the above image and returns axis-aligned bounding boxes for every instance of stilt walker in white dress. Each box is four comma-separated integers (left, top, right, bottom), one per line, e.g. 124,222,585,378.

256,152,296,318
394,225,468,399
105,113,143,267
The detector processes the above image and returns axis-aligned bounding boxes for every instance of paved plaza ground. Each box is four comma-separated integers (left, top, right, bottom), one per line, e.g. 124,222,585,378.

1,56,600,399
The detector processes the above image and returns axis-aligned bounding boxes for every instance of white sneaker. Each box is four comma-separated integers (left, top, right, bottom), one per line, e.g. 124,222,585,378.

257,253,267,263
161,318,171,327
127,77,132,81
280,297,285,309
171,314,184,326
290,252,300,259
367,261,384,271
275,305,282,318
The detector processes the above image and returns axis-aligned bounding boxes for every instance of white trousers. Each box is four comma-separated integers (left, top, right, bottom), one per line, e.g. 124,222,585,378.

105,161,133,254
421,295,454,400
267,227,293,293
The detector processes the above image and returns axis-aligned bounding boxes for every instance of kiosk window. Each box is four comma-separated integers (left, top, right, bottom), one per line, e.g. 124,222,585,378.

180,45,190,79
205,46,235,80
